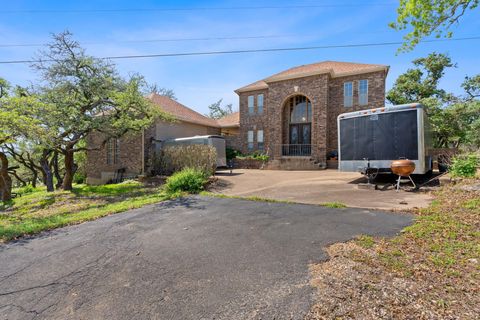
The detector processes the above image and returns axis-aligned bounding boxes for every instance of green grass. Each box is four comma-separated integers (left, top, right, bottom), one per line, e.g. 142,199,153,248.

321,202,347,209
366,183,480,276
355,235,375,249
1,181,173,242
201,192,351,209
200,191,294,204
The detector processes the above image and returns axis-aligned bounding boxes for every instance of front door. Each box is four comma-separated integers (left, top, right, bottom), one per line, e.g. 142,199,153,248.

289,123,311,155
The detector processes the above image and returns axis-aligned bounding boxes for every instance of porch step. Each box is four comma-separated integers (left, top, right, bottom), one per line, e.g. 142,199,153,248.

264,158,326,170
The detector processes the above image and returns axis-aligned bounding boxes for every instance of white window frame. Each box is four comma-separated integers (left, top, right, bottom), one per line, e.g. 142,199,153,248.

247,130,254,151
257,130,264,151
344,82,353,108
359,79,368,106
248,95,254,114
257,94,264,114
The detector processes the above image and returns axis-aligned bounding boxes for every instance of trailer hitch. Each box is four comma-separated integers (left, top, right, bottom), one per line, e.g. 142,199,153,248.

360,158,379,185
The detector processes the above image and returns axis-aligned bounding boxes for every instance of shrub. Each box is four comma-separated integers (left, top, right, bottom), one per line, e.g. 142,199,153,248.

155,145,217,176
236,151,270,162
164,168,209,194
14,184,36,195
73,172,86,184
251,153,269,162
226,147,241,160
449,154,478,178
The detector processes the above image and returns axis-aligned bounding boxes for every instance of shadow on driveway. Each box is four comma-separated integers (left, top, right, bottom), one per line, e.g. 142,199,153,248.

0,196,412,320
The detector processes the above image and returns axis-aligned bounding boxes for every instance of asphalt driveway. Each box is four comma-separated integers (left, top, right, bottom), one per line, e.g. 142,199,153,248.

0,196,412,320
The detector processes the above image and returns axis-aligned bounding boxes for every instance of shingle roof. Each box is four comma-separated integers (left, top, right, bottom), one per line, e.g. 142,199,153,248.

148,93,219,127
236,60,389,93
216,112,240,128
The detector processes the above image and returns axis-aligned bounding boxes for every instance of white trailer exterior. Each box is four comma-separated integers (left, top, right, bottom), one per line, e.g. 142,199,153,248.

162,135,227,167
337,103,432,174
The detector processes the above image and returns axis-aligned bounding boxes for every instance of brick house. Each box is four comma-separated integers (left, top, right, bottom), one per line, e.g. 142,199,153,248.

234,61,389,169
86,94,239,184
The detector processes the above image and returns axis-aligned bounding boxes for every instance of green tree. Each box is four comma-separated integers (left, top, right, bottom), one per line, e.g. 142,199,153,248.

386,52,455,104
33,31,168,190
387,53,480,148
391,0,479,51
206,99,234,119
0,80,47,201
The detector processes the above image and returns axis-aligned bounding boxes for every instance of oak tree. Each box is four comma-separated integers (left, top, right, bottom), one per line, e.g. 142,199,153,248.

391,0,479,51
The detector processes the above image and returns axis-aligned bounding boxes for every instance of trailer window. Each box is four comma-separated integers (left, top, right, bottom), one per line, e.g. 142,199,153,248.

344,82,353,107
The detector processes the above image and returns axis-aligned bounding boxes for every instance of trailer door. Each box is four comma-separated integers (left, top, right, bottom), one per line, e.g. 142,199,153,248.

340,109,418,161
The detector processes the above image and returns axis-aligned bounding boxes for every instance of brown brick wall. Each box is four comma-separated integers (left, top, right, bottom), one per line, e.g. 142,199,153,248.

237,71,387,165
86,131,144,184
327,71,386,153
238,74,329,163
238,89,269,153
267,74,329,162
86,119,221,184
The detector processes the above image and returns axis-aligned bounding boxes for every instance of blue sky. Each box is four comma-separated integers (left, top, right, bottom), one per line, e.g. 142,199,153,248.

1,0,479,114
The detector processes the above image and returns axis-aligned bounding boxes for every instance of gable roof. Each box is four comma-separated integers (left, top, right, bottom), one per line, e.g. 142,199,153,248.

148,93,219,127
235,60,389,93
216,111,240,128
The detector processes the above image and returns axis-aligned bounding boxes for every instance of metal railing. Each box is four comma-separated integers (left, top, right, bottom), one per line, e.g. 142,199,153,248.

279,144,312,157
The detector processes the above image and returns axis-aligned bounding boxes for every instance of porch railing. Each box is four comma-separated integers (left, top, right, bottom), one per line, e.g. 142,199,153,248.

279,144,312,157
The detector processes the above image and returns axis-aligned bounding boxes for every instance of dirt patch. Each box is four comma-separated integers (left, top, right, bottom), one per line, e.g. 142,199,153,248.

307,242,478,319
306,182,480,319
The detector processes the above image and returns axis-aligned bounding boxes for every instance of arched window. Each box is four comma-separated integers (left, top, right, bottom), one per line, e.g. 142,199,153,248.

288,95,311,123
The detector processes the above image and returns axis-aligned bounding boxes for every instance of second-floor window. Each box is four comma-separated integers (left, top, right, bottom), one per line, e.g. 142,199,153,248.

344,82,353,107
257,130,264,151
248,95,254,114
257,94,264,114
247,130,254,151
106,138,120,165
359,79,368,105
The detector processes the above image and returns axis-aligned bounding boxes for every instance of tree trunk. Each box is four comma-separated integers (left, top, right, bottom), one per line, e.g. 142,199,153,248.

10,170,27,187
0,152,12,202
62,147,75,191
40,158,54,192
52,152,63,189
31,170,38,188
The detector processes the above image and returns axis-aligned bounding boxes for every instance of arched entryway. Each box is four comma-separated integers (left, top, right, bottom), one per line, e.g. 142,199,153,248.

283,95,312,156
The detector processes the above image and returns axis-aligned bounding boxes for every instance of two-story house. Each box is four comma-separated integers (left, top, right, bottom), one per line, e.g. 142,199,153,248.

234,61,389,169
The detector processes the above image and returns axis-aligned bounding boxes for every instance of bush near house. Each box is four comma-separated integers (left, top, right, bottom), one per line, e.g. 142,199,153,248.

449,154,479,178
155,145,217,176
239,152,270,162
164,167,209,194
